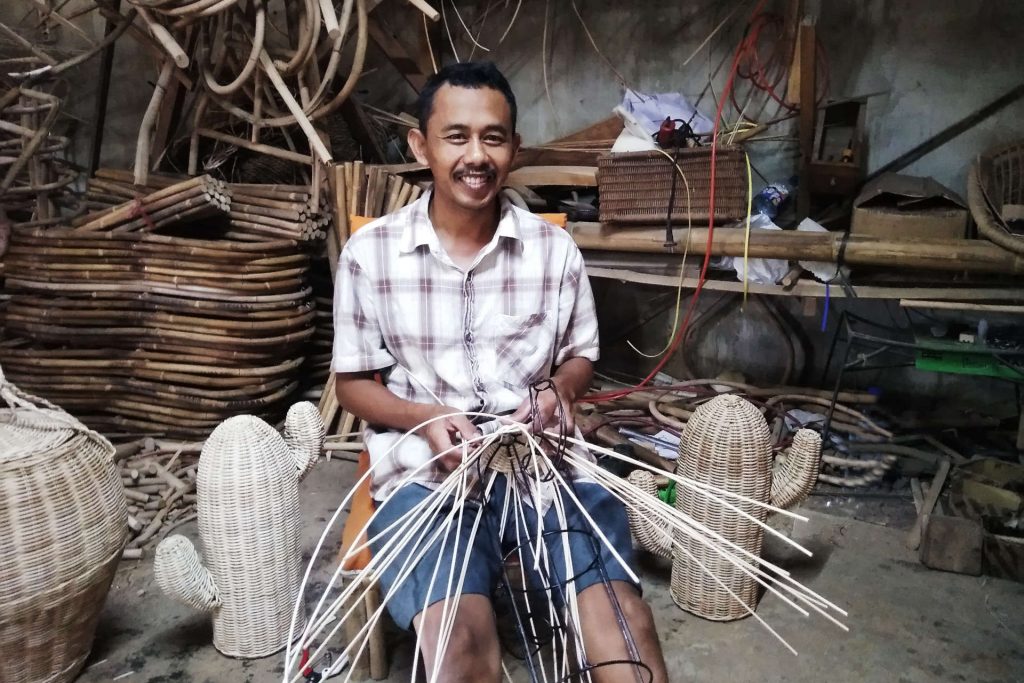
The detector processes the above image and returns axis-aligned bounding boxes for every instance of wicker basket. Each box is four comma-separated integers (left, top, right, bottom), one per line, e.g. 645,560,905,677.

154,402,323,658
0,365,127,683
968,140,1024,254
598,147,749,225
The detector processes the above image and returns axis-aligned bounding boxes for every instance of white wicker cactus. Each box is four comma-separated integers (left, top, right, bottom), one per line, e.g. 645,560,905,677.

628,395,822,620
154,402,324,658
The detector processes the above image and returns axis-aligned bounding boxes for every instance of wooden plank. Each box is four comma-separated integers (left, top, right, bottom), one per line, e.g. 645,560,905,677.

906,458,951,551
584,264,1024,302
900,299,1024,314
507,165,597,187
568,222,1024,275
796,19,816,220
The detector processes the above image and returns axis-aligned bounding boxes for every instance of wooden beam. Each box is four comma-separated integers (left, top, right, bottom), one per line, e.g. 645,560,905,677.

568,222,1024,275
87,0,121,176
507,165,597,187
796,18,816,220
585,265,1024,301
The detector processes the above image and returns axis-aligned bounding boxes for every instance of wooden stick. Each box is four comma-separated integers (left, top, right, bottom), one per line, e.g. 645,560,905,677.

137,7,189,68
906,458,951,550
197,127,312,164
258,50,333,164
135,59,176,185
900,299,1024,314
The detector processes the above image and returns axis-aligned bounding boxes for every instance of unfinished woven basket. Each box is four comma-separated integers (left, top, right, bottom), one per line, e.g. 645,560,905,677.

154,402,323,658
0,365,127,683
968,140,1024,255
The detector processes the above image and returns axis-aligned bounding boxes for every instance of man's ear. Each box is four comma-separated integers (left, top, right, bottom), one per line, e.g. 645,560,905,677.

511,132,522,159
407,127,429,166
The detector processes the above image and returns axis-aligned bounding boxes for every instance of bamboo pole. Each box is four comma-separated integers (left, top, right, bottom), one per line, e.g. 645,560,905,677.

566,222,1024,275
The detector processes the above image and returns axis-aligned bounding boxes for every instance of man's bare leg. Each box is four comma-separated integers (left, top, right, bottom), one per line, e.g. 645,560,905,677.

412,594,502,683
577,580,668,683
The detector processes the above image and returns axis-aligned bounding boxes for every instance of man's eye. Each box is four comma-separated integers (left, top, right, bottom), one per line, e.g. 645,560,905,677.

484,135,506,145
445,134,467,143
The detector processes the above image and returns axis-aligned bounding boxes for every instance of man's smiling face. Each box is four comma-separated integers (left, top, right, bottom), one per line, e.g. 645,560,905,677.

409,83,520,215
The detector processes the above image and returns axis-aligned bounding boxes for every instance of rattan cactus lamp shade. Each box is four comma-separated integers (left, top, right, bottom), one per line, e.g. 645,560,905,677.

0,366,128,683
155,402,323,658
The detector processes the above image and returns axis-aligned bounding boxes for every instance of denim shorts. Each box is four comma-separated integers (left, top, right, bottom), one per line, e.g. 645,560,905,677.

366,474,639,630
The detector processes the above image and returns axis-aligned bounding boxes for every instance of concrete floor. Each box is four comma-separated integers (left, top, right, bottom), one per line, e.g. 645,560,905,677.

77,457,1024,683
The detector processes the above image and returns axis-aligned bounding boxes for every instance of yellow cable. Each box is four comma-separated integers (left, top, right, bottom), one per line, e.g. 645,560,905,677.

627,148,693,359
742,151,753,304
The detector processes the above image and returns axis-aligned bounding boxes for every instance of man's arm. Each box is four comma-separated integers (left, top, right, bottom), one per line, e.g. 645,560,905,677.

335,371,479,465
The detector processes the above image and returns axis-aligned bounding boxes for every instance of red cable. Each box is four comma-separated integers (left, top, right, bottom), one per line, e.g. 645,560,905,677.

586,0,768,404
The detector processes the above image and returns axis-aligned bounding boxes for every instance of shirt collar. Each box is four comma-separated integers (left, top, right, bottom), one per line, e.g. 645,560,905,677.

398,189,522,254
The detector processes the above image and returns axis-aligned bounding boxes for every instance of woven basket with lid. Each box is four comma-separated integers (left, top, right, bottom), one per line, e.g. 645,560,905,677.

0,365,128,683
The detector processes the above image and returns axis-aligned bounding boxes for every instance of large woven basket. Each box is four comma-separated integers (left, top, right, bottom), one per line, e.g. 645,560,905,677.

598,147,748,225
672,394,772,621
0,365,127,683
968,140,1024,254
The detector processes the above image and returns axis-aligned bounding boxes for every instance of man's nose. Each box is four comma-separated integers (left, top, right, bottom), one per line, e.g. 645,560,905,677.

464,137,487,165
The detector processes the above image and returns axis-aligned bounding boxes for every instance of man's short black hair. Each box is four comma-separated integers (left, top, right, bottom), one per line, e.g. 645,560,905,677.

416,61,517,134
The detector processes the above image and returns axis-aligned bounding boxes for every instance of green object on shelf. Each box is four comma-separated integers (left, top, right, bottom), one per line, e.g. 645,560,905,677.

915,348,1024,381
658,481,676,506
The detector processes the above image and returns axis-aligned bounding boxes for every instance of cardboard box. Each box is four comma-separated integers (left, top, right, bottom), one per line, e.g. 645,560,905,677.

851,173,968,240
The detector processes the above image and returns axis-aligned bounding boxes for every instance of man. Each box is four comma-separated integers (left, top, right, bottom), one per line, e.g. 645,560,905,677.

332,61,667,683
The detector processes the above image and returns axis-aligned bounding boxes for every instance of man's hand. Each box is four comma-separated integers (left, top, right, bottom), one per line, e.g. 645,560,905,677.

416,406,481,470
508,381,575,434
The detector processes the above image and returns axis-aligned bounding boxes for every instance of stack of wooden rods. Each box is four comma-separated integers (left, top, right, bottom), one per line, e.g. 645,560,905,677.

115,438,203,560
317,162,424,449
74,175,230,233
77,168,333,243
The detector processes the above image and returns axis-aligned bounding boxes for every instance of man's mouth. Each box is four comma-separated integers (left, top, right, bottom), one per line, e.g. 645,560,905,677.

455,169,495,191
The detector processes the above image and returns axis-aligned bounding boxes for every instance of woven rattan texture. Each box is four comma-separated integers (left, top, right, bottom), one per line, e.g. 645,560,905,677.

0,368,127,683
626,469,673,558
597,147,748,225
772,428,822,510
671,394,772,621
154,536,221,611
163,402,324,658
969,140,1024,254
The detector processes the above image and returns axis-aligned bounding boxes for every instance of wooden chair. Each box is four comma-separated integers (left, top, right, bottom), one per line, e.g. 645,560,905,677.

337,451,388,680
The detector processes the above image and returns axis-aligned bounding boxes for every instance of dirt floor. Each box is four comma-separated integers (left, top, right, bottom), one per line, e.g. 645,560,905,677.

76,456,1024,683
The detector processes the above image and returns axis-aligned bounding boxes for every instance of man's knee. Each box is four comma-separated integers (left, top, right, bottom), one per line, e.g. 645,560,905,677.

416,597,501,683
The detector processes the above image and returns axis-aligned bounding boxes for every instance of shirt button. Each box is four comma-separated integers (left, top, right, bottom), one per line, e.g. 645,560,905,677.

465,332,473,342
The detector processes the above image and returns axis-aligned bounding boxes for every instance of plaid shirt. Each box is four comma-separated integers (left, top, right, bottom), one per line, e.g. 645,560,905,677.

332,191,600,500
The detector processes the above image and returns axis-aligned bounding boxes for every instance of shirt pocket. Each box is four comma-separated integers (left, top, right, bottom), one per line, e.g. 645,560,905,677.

492,310,557,391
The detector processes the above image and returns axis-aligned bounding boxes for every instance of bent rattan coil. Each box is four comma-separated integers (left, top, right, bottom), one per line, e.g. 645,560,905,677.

968,140,1024,255
154,402,324,658
0,365,128,683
